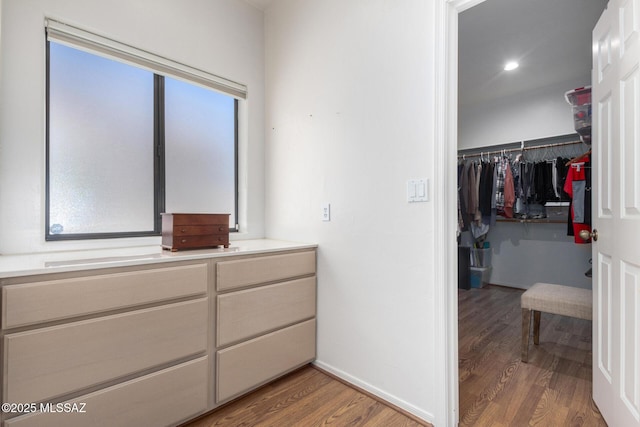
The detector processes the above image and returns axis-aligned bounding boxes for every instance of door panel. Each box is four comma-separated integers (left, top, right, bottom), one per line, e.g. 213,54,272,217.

592,0,640,425
621,262,640,418
598,94,613,216
621,0,638,52
621,68,639,215
597,253,613,383
595,26,612,84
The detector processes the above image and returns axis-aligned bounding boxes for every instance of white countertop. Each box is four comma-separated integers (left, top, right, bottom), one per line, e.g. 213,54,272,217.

0,239,317,279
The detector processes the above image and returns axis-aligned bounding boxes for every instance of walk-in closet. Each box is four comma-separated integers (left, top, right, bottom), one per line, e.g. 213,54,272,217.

456,0,608,425
457,135,593,290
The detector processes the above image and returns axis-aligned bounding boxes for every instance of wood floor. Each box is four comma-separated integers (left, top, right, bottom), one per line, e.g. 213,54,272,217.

459,284,607,426
183,366,428,427
184,284,604,426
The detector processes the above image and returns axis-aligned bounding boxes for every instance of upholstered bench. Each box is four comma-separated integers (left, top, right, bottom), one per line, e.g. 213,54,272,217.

521,282,592,363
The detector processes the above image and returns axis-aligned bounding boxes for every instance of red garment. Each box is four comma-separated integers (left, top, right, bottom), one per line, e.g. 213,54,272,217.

564,161,590,244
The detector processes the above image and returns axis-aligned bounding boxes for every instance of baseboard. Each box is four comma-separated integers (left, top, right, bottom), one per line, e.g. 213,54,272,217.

312,361,435,426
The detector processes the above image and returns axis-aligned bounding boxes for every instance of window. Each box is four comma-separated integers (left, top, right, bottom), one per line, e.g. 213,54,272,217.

164,77,237,218
48,42,156,236
45,20,243,240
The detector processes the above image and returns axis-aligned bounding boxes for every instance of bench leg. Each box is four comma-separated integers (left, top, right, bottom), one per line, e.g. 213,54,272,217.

521,308,531,363
533,310,541,345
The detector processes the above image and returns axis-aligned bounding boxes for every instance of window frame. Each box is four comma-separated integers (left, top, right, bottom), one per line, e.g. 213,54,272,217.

45,37,240,241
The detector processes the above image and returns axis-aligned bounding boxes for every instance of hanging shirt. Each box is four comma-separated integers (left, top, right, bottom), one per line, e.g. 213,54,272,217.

467,161,478,222
495,158,506,215
504,161,515,218
457,163,466,233
513,160,527,218
522,162,535,203
474,162,483,223
479,161,494,219
552,159,560,199
564,156,591,244
555,157,571,200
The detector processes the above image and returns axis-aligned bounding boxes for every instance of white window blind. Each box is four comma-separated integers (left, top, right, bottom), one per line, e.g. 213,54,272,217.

45,18,247,100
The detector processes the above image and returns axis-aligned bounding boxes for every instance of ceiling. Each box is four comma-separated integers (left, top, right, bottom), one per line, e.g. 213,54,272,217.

459,0,608,106
246,0,608,107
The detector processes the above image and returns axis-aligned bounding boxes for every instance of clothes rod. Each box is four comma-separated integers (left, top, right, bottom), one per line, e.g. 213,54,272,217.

457,140,585,159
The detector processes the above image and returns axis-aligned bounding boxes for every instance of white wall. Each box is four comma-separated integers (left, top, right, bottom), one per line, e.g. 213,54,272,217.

458,76,590,149
461,223,592,289
264,0,443,424
0,0,265,254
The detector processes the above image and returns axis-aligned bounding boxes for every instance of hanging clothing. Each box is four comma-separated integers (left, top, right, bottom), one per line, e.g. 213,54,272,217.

552,159,559,199
555,157,571,201
513,160,527,218
457,163,467,233
490,160,498,224
533,162,554,204
521,162,535,204
457,143,585,225
564,155,592,244
474,162,483,223
467,161,478,222
503,161,515,218
495,158,506,216
479,161,494,219
459,162,471,231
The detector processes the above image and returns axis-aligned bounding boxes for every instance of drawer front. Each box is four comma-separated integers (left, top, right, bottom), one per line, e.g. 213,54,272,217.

173,225,228,236
1,263,208,329
216,319,316,402
4,298,208,404
217,276,316,347
216,251,316,292
5,357,209,427
171,234,229,249
168,213,230,226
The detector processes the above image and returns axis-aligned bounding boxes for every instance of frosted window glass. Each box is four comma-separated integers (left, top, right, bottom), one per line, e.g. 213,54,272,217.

164,77,236,227
48,42,155,235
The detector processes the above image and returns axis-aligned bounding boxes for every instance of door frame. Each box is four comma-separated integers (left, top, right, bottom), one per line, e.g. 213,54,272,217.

434,1,490,425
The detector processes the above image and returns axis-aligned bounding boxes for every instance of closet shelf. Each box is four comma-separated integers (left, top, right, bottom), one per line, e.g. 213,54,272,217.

496,218,566,224
457,133,586,159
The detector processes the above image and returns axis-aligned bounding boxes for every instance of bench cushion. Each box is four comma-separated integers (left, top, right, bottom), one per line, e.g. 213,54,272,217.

521,282,592,320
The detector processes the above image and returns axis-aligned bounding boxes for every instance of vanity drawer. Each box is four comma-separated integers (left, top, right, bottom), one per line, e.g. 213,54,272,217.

169,234,229,250
5,357,209,427
173,225,228,236
4,298,208,404
165,213,229,226
217,276,316,347
216,251,316,292
1,263,208,329
216,319,316,402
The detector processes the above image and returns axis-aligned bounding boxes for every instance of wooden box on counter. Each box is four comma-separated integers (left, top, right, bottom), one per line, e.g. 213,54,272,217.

162,213,230,251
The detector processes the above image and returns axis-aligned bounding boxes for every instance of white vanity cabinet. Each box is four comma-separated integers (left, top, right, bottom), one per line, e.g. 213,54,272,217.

214,250,317,403
0,261,211,427
0,242,317,427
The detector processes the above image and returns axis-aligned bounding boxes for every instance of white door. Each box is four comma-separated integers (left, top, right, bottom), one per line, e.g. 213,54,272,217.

592,0,640,425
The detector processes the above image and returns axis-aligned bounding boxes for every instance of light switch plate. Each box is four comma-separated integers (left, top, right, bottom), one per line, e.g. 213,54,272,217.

407,179,428,203
321,203,331,221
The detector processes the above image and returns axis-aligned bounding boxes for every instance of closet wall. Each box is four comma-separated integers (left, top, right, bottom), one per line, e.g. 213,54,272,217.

458,76,592,290
459,76,590,149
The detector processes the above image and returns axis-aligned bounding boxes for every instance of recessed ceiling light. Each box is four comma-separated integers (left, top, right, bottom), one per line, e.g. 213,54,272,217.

504,61,519,71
